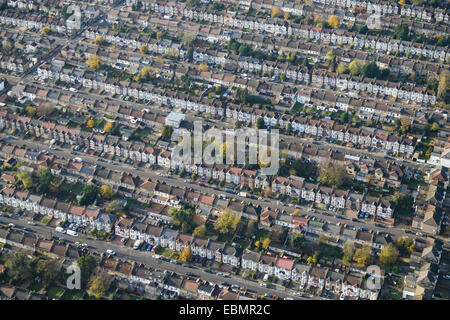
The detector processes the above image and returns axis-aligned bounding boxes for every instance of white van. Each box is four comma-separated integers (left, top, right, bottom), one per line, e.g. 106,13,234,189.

55,227,66,234
67,229,79,237
133,239,143,250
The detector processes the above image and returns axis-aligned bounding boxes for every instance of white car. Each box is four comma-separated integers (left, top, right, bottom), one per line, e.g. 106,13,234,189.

106,249,116,255
27,221,36,225
81,243,89,248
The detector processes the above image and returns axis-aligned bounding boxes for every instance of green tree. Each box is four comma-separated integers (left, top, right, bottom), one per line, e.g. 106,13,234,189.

77,255,97,288
5,253,33,282
170,207,194,233
437,69,449,102
37,167,54,194
161,125,174,140
256,117,265,129
396,237,414,257
290,233,306,251
343,241,355,264
362,61,380,78
79,184,99,206
292,158,313,178
36,258,60,288
106,200,123,214
393,23,409,41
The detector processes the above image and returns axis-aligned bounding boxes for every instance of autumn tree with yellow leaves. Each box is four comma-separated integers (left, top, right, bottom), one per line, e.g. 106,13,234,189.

88,55,100,69
328,15,340,28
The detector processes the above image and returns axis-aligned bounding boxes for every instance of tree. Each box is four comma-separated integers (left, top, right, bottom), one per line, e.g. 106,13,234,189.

41,27,51,35
256,117,265,129
179,247,192,262
353,246,372,267
100,185,113,199
87,55,100,69
77,255,97,288
214,209,241,234
37,166,54,194
181,31,196,46
337,62,348,74
437,69,449,102
198,62,208,72
292,158,313,178
79,184,99,206
362,61,380,78
262,238,271,250
290,233,306,251
348,60,361,76
193,224,206,237
106,200,123,214
93,35,107,45
393,23,409,41
328,15,340,28
431,122,439,131
2,39,12,52
17,170,33,189
36,259,60,288
170,208,194,233
238,44,252,56
88,273,111,299
396,237,414,257
343,241,355,264
156,31,163,41
271,7,281,18
87,119,95,128
379,244,399,266
284,12,290,20
161,125,174,140
104,121,114,133
318,161,348,188
26,106,36,115
140,45,148,54
5,253,33,282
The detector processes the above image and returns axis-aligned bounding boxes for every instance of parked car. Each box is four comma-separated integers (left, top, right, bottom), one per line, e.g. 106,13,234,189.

106,249,116,256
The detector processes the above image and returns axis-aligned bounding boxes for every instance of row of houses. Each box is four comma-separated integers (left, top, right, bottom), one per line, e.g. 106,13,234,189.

0,186,117,232
145,2,449,62
0,9,69,33
114,215,380,299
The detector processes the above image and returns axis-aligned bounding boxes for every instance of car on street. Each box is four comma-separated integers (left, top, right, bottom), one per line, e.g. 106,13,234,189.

27,221,36,225
106,249,116,256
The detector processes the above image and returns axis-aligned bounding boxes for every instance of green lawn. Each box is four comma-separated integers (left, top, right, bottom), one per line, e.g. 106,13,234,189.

61,290,87,300
40,215,52,225
47,287,65,300
255,229,270,242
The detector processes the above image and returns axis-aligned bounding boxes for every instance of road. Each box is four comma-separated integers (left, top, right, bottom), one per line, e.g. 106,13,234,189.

0,214,315,300
3,134,417,241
